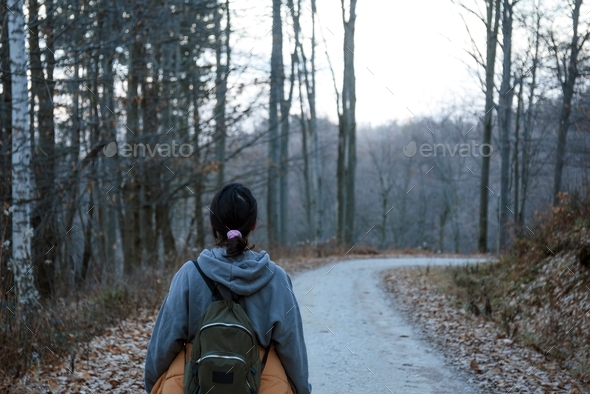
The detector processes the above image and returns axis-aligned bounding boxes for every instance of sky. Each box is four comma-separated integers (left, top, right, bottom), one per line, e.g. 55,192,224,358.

232,0,486,127
314,0,481,126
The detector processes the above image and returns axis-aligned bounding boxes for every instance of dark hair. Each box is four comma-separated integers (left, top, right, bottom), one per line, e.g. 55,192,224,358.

209,183,258,257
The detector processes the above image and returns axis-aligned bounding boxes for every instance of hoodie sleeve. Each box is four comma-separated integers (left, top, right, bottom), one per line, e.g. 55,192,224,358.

144,266,191,393
272,272,312,394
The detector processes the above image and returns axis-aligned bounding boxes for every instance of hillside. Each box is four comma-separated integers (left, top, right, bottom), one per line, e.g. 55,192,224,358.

386,193,590,392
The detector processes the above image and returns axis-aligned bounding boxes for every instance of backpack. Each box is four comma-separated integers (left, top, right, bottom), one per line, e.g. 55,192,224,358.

184,261,271,394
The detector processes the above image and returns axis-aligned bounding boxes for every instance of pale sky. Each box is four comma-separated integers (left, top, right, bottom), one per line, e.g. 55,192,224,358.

231,0,485,127
314,0,480,126
228,0,587,129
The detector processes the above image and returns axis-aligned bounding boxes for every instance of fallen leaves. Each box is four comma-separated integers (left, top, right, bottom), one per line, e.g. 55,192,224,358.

5,309,157,393
384,267,588,394
470,358,483,374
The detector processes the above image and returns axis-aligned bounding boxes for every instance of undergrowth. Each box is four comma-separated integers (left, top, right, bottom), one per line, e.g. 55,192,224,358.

0,266,174,384
422,192,590,384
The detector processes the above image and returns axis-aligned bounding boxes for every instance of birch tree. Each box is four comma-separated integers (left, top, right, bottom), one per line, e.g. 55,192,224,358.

8,0,37,305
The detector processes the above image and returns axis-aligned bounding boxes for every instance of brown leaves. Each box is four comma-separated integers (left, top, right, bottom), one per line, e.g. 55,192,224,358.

6,309,156,393
384,268,588,393
470,359,483,374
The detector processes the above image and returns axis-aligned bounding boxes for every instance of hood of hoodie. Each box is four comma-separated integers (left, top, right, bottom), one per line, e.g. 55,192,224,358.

196,248,276,296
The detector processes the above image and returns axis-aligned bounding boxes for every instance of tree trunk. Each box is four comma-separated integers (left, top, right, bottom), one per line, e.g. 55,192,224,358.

0,3,12,260
295,0,322,243
513,76,524,227
439,206,449,252
9,0,37,306
156,204,176,264
520,8,541,226
28,0,57,296
279,88,291,246
99,0,119,276
478,0,501,253
380,189,388,250
214,1,230,188
268,0,283,247
278,1,300,246
141,71,157,266
310,0,322,242
552,0,583,206
80,200,93,285
296,62,313,240
337,0,358,246
123,38,142,275
192,73,206,250
498,0,514,251
336,116,345,245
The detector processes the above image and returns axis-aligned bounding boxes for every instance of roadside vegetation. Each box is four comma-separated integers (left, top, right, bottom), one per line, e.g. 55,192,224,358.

391,193,590,388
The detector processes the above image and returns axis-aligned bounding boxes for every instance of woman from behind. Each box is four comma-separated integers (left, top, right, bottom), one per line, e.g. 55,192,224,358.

145,183,312,394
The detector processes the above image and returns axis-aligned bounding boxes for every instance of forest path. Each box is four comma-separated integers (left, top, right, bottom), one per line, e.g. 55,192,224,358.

294,257,485,394
35,256,486,393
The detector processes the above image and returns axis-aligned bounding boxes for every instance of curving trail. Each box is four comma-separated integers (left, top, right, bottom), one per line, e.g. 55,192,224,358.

28,257,486,394
292,257,485,394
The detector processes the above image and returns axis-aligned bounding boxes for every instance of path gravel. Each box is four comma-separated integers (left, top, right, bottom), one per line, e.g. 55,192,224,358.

293,257,485,394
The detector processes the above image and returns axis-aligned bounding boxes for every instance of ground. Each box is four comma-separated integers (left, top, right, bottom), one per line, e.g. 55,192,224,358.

8,255,585,393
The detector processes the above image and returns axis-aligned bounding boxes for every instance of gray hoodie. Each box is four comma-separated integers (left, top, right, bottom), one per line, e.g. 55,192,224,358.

144,248,312,394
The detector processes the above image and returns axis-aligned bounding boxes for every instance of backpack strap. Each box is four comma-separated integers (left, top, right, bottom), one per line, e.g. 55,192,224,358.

261,342,272,366
193,260,223,301
193,260,271,365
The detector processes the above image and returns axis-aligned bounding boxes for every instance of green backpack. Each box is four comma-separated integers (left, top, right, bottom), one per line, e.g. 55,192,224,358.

184,261,270,394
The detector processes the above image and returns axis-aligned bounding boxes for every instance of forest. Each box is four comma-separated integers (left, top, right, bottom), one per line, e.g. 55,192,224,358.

0,0,589,387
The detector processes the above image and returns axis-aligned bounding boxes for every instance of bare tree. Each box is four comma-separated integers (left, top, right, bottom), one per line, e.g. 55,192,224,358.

454,0,501,252
498,0,518,251
279,3,297,246
267,0,284,247
365,131,397,249
519,1,543,226
296,0,323,243
550,0,589,205
336,0,358,246
214,0,231,188
478,0,501,253
27,0,57,295
512,70,524,226
309,0,323,242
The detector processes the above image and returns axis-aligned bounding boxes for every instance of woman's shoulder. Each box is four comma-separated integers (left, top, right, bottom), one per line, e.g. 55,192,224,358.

260,254,293,286
169,260,200,286
178,259,197,273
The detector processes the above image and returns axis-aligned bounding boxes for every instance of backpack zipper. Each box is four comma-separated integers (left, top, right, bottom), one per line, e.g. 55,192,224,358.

200,322,255,342
197,353,248,366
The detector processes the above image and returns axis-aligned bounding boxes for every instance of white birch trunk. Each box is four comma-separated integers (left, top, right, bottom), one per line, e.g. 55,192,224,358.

8,0,37,304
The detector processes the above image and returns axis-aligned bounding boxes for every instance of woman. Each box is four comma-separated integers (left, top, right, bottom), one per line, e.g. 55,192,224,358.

144,183,312,394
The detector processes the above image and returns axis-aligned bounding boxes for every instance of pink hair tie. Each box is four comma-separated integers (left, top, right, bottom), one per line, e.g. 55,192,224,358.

227,229,242,239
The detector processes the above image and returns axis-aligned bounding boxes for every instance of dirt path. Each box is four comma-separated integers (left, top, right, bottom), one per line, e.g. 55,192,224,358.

294,257,486,394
